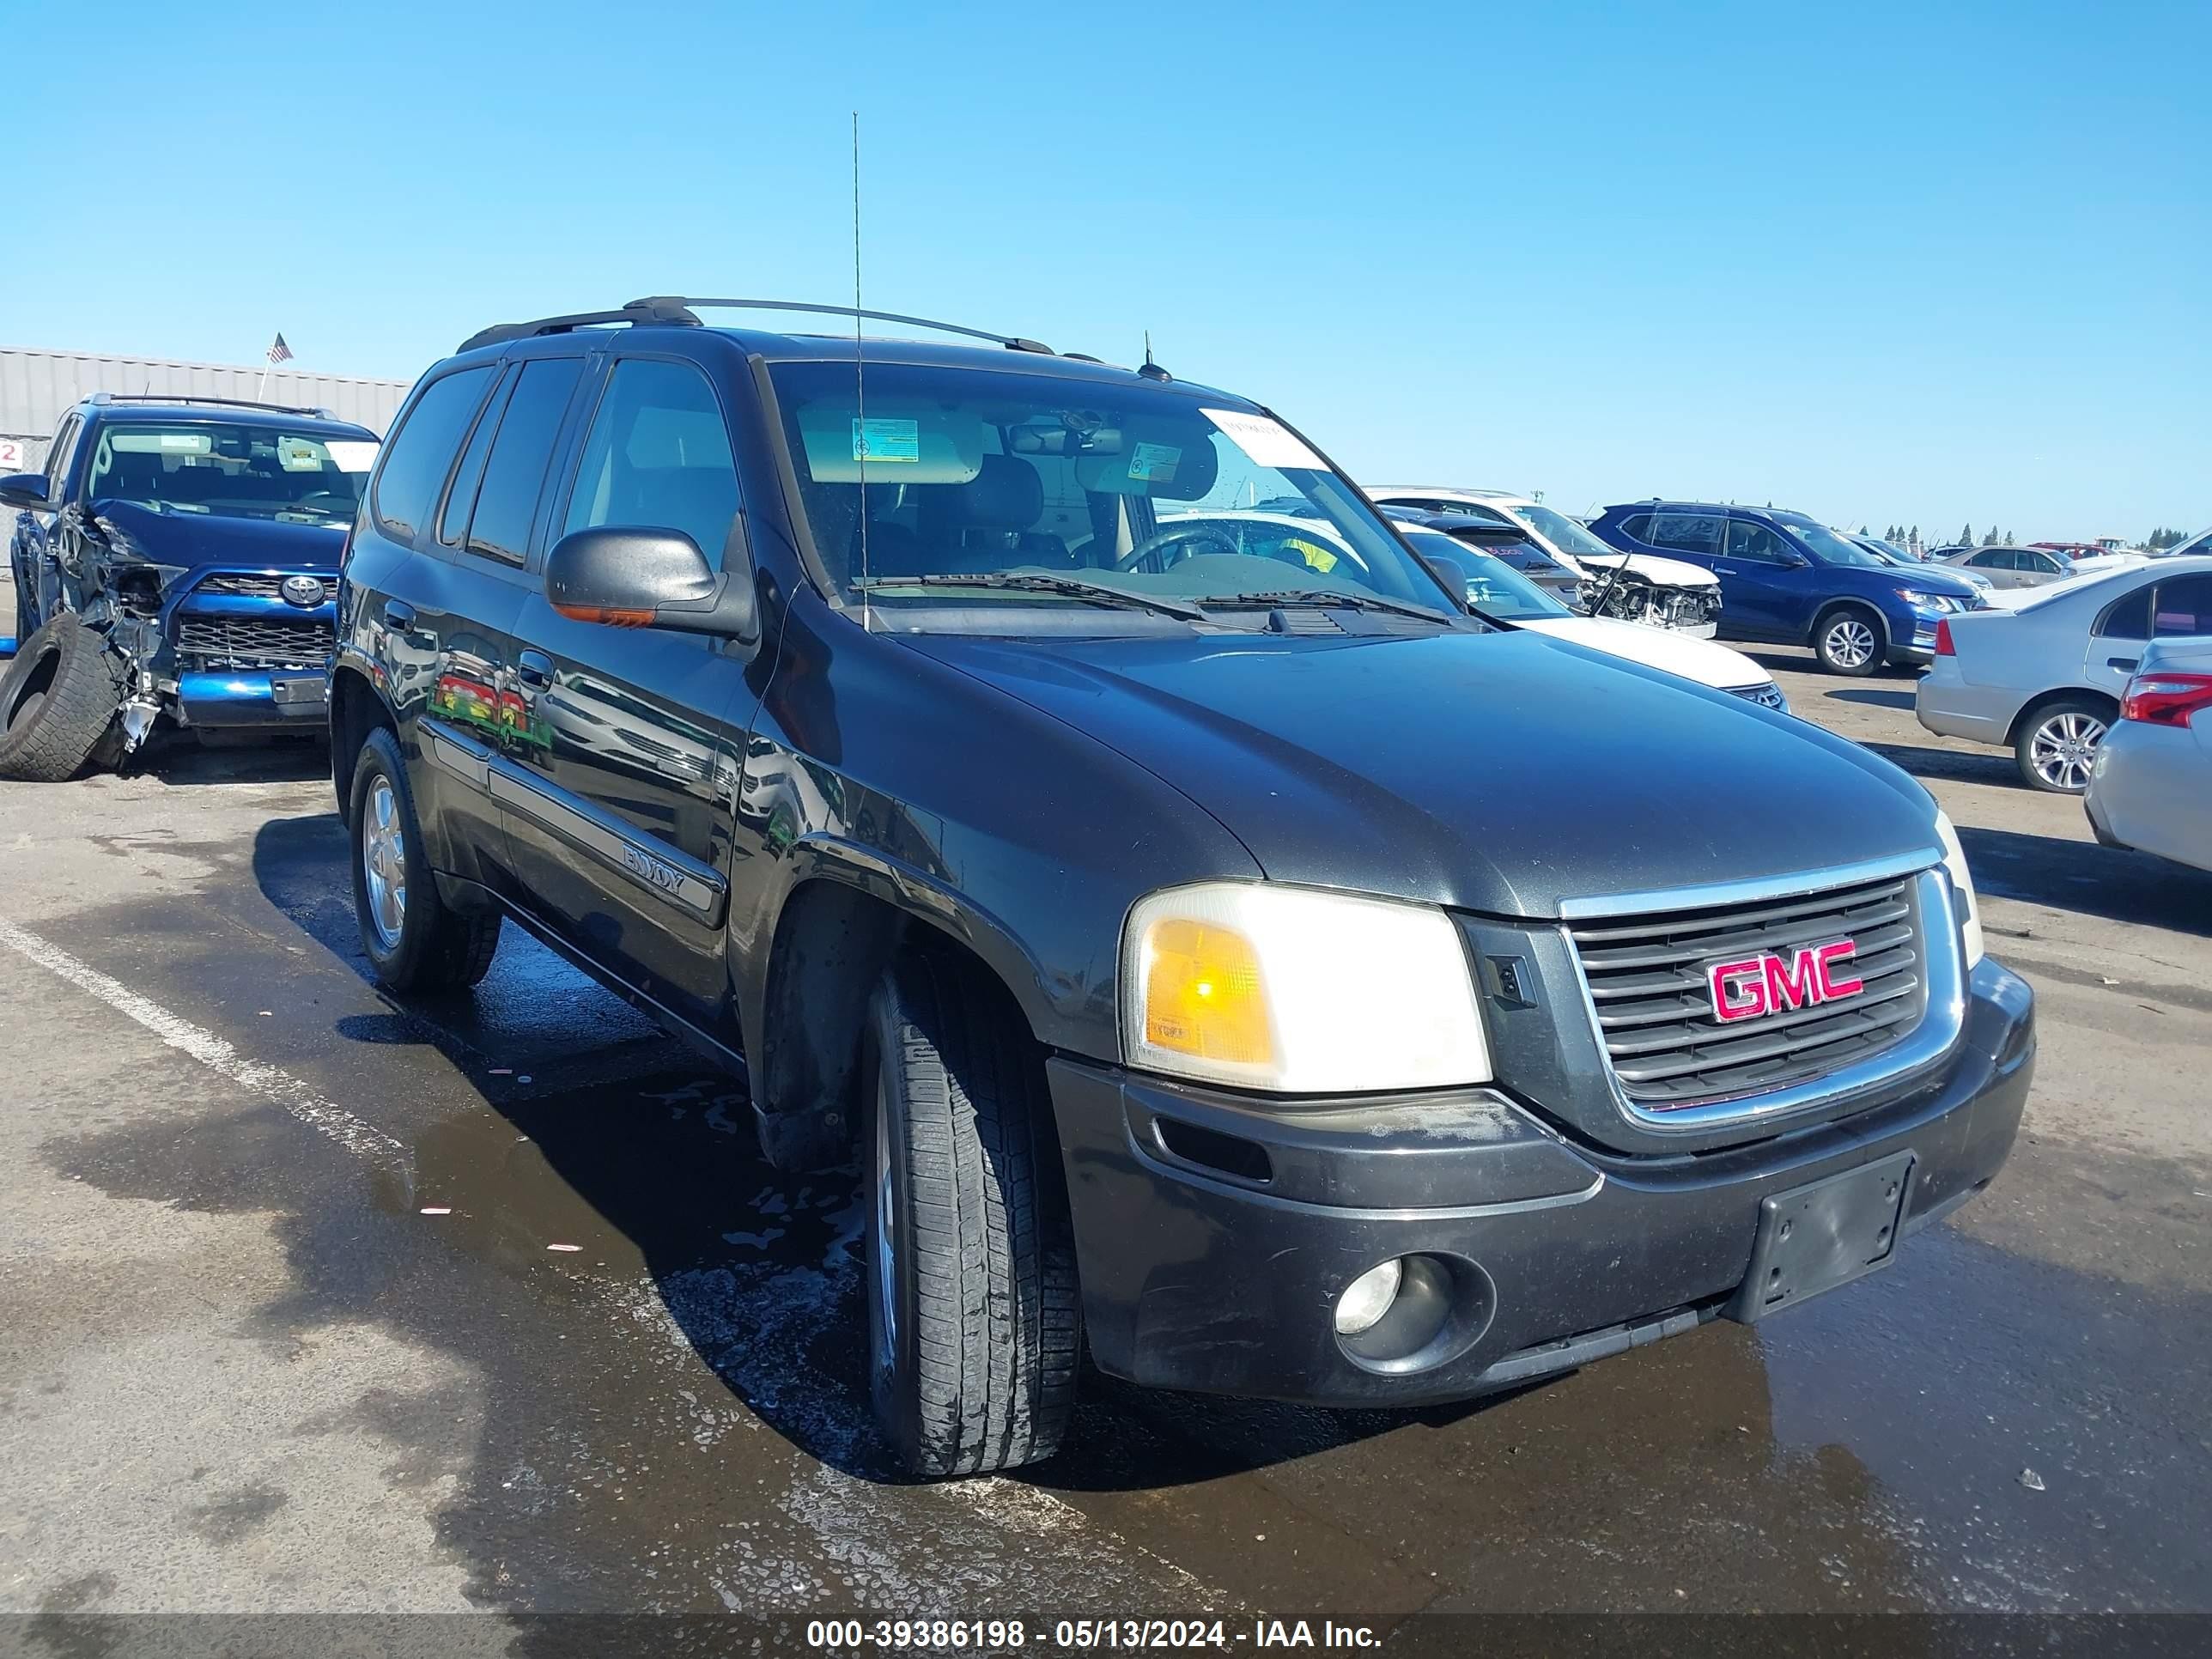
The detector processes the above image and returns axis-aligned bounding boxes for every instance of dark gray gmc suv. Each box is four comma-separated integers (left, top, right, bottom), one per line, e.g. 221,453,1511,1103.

333,298,2035,1478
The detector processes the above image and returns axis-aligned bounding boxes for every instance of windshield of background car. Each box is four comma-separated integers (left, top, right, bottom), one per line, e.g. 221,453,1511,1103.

1398,530,1568,620
1510,502,1617,563
1774,513,1887,568
766,360,1457,626
81,422,375,524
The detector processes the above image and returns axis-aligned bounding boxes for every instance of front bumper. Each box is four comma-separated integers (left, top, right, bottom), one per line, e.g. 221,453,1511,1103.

175,667,330,730
1049,956,2033,1407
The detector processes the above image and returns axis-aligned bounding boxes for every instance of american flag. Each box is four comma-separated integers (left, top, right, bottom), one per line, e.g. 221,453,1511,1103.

266,333,293,366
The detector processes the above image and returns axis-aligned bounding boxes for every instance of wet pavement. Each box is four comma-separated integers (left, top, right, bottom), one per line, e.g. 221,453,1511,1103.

2,650,2209,1628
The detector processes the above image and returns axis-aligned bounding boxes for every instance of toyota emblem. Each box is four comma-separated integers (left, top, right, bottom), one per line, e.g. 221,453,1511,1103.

280,575,326,608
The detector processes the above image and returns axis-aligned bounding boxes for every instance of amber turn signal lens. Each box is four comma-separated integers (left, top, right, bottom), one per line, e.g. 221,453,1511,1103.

1142,918,1273,1066
553,603,656,628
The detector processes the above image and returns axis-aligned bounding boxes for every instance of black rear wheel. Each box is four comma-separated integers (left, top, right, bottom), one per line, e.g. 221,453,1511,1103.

865,950,1079,1478
347,726,502,991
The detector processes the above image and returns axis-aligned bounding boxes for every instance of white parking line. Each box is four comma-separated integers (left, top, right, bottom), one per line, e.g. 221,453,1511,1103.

0,916,411,1177
0,914,1231,1604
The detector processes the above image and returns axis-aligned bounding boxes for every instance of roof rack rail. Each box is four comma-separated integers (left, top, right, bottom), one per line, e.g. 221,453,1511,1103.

631,296,1056,356
457,297,704,355
86,391,337,419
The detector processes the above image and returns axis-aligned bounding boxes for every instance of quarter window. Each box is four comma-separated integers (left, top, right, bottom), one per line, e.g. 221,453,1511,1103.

437,368,514,548
465,358,586,565
563,359,740,571
374,367,495,545
2095,585,2152,641
1617,513,1654,542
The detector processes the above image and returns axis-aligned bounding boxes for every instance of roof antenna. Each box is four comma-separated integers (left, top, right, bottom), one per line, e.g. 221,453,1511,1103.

854,111,871,635
1137,331,1170,381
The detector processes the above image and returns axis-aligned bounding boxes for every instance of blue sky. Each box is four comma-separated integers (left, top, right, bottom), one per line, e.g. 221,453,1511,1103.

3,1,2203,540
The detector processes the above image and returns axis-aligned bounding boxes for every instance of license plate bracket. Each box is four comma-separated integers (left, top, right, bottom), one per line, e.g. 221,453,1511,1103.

1729,1150,1916,1322
270,672,328,710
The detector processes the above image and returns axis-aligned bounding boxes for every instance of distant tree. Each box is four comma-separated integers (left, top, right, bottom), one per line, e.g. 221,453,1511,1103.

2001,529,2014,545
1857,524,1869,535
1909,525,1920,552
2145,526,2190,552
1960,523,1974,547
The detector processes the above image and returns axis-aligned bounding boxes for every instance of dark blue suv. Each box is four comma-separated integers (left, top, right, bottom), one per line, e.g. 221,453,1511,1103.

1588,501,1984,677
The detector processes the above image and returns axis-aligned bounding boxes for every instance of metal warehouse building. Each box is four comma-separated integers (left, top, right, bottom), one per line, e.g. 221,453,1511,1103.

1,346,413,477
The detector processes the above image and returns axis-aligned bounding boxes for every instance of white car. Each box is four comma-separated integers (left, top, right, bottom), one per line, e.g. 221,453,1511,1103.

2085,638,2212,873
1365,485,1723,636
1398,529,1785,709
1915,556,2212,792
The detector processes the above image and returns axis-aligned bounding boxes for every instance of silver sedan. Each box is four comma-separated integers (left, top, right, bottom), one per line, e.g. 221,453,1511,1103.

1916,556,2212,793
2086,638,2212,872
1942,545,2075,589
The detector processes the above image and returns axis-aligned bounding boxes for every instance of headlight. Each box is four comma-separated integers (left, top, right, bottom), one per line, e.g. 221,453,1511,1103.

1121,883,1492,1093
1933,811,1984,966
1899,588,1956,612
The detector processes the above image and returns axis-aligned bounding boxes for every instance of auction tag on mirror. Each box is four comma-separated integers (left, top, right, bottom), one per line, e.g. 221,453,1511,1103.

1201,409,1325,471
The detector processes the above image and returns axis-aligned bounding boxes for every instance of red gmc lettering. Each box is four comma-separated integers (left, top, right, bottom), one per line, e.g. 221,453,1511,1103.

1707,940,1862,1024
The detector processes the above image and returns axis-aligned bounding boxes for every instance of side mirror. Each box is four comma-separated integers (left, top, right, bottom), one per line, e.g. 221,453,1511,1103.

545,526,757,641
1415,550,1482,612
1780,550,1811,568
0,472,50,512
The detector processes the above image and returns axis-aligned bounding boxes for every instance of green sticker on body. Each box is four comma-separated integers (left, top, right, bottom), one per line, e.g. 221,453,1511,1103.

852,417,921,463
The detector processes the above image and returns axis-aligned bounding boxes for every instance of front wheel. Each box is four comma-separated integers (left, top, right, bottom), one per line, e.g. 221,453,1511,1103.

865,951,1079,1478
2015,698,2109,794
347,726,502,991
1812,605,1885,677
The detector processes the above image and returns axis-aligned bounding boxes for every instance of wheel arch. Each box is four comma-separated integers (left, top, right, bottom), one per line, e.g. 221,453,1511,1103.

328,662,395,817
1809,595,1889,651
749,849,1066,1171
2003,684,2118,747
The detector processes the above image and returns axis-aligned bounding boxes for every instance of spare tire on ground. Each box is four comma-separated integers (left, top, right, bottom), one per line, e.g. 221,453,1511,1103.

0,616,128,782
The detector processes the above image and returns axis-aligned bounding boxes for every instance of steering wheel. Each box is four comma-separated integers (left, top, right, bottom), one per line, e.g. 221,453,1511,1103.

1114,523,1243,576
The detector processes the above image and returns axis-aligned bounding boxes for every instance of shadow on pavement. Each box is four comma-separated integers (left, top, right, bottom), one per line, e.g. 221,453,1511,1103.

127,729,332,787
1825,688,1916,710
1960,823,2212,935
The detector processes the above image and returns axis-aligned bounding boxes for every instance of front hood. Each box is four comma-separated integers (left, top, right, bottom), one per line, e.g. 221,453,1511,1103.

90,499,347,576
1519,616,1765,690
1886,566,1981,600
1572,550,1720,589
905,629,1938,918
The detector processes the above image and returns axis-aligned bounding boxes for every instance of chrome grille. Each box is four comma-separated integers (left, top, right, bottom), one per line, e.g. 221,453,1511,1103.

1730,682,1788,712
193,573,337,602
174,616,335,669
1570,873,1927,1110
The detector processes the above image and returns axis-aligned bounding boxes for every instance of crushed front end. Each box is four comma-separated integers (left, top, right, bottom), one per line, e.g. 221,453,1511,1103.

1583,568,1723,635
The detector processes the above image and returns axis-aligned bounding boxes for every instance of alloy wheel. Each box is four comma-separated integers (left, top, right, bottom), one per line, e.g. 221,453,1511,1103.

1824,616,1877,671
362,777,408,948
2028,711,2106,793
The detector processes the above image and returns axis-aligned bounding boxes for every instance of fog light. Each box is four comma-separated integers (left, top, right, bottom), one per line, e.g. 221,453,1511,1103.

1334,1259,1404,1336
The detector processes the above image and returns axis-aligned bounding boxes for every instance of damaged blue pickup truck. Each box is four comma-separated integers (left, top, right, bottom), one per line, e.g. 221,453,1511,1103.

0,392,379,781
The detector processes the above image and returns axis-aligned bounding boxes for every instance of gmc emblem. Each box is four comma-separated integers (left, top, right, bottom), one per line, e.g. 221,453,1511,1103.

1707,940,1863,1024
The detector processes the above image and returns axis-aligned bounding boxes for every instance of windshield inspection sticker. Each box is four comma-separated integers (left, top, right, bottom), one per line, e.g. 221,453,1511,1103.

1200,408,1325,471
852,416,921,464
1127,441,1182,484
277,437,325,471
326,441,378,473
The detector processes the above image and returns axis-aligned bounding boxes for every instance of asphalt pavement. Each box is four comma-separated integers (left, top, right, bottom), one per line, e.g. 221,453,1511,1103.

2,638,2208,1636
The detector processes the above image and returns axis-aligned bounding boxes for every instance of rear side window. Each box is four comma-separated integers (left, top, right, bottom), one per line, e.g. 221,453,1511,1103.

1647,512,1723,556
562,358,740,570
2095,585,2152,640
373,368,495,545
1617,513,1654,541
437,368,514,548
2153,574,2212,637
465,358,586,565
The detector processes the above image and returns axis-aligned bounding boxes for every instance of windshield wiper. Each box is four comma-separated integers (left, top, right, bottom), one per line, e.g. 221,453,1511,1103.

849,572,1210,622
1192,588,1454,623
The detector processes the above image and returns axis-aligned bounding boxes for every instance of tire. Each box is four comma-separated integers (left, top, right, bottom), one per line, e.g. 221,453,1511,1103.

347,726,502,991
864,950,1079,1478
2014,696,2110,794
1812,604,1885,677
0,616,125,782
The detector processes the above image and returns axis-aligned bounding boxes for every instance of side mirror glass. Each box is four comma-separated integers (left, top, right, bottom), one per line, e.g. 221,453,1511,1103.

545,526,757,641
0,472,51,512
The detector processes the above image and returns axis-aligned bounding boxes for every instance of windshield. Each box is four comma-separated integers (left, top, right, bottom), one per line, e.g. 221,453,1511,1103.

1399,530,1569,620
1509,502,1619,563
1775,513,1887,568
82,422,374,524
766,361,1458,627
